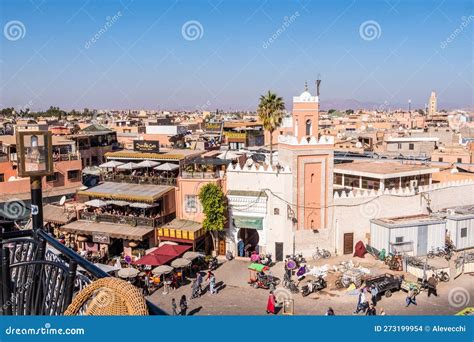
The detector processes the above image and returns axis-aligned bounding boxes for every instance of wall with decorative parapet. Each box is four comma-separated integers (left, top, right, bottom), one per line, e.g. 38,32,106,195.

331,179,474,255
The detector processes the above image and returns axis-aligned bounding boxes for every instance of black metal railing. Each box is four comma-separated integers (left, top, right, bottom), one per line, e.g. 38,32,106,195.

0,229,166,316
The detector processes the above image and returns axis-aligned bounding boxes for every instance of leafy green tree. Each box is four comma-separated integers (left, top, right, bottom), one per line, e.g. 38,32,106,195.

198,183,226,252
257,91,285,165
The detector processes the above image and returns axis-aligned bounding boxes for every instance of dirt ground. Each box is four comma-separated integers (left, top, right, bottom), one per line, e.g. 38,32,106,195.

147,253,474,316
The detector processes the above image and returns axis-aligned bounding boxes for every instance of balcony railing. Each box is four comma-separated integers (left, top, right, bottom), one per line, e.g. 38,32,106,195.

79,211,176,228
103,173,177,186
80,211,156,227
0,229,165,315
53,152,80,162
181,171,220,179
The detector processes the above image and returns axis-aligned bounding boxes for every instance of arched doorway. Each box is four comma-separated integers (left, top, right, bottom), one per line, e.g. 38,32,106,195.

238,228,260,257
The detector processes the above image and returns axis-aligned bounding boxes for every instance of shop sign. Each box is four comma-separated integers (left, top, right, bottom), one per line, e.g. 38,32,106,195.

92,232,110,244
133,140,160,153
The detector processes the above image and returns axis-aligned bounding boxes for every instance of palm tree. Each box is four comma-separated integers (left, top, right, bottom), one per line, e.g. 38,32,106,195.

257,91,285,165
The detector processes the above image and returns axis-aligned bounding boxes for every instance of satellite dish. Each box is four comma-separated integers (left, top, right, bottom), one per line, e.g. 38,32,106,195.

59,196,66,206
450,167,459,174
336,133,343,139
246,159,254,167
7,176,16,181
355,141,363,148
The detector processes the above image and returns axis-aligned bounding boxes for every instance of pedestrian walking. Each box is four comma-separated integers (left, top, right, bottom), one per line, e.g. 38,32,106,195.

209,273,217,294
427,275,438,297
171,298,178,316
405,287,417,307
266,291,276,314
370,284,379,306
354,289,368,314
179,295,188,316
325,307,335,316
366,304,377,316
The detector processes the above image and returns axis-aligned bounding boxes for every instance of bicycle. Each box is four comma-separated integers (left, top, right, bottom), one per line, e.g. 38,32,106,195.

312,247,331,261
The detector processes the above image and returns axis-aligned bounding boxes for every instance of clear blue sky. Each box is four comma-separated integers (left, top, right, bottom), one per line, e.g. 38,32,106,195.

1,0,472,111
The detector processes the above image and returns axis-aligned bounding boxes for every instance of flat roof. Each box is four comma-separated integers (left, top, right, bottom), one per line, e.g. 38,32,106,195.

445,205,474,220
60,220,154,241
334,161,439,179
0,135,75,146
78,182,173,203
43,204,75,224
161,219,202,232
371,214,445,228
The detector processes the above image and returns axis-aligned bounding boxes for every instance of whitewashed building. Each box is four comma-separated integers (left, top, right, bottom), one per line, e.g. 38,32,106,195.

226,162,294,261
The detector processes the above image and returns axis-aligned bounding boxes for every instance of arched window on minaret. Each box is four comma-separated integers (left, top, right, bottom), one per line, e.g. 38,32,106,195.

305,119,312,136
295,119,298,137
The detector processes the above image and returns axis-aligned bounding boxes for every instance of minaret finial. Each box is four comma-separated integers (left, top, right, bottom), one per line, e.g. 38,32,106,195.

304,81,308,91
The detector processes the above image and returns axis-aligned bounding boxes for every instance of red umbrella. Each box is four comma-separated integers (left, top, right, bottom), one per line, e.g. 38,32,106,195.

133,254,174,266
151,244,192,257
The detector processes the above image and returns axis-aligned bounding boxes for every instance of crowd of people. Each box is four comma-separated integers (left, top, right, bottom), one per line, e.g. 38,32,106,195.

85,205,161,219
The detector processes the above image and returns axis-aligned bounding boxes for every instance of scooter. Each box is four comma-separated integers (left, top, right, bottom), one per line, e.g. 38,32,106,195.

260,253,272,266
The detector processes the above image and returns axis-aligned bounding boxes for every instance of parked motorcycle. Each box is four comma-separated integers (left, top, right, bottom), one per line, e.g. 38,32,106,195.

225,250,234,261
301,276,327,297
260,253,272,266
282,273,300,294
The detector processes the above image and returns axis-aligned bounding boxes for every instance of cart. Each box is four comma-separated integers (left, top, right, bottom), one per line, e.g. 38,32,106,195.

365,273,402,298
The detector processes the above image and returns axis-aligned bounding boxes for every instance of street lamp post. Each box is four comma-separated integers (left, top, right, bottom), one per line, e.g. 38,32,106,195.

16,131,53,231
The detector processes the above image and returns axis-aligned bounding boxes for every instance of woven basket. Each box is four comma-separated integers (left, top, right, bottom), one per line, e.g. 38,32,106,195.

64,278,149,316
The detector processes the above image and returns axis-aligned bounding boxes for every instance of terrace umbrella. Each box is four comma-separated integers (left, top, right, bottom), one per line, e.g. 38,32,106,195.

117,267,139,278
152,265,174,276
154,163,179,172
171,258,191,268
129,202,152,209
84,199,108,207
137,160,160,176
105,200,130,206
117,162,142,171
133,254,174,266
137,160,160,168
182,251,204,261
99,160,124,168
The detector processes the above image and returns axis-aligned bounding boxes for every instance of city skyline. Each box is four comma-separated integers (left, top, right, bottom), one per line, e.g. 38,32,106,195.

1,0,473,111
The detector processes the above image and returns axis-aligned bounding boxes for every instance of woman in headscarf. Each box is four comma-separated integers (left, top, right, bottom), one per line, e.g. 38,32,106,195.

266,291,276,314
